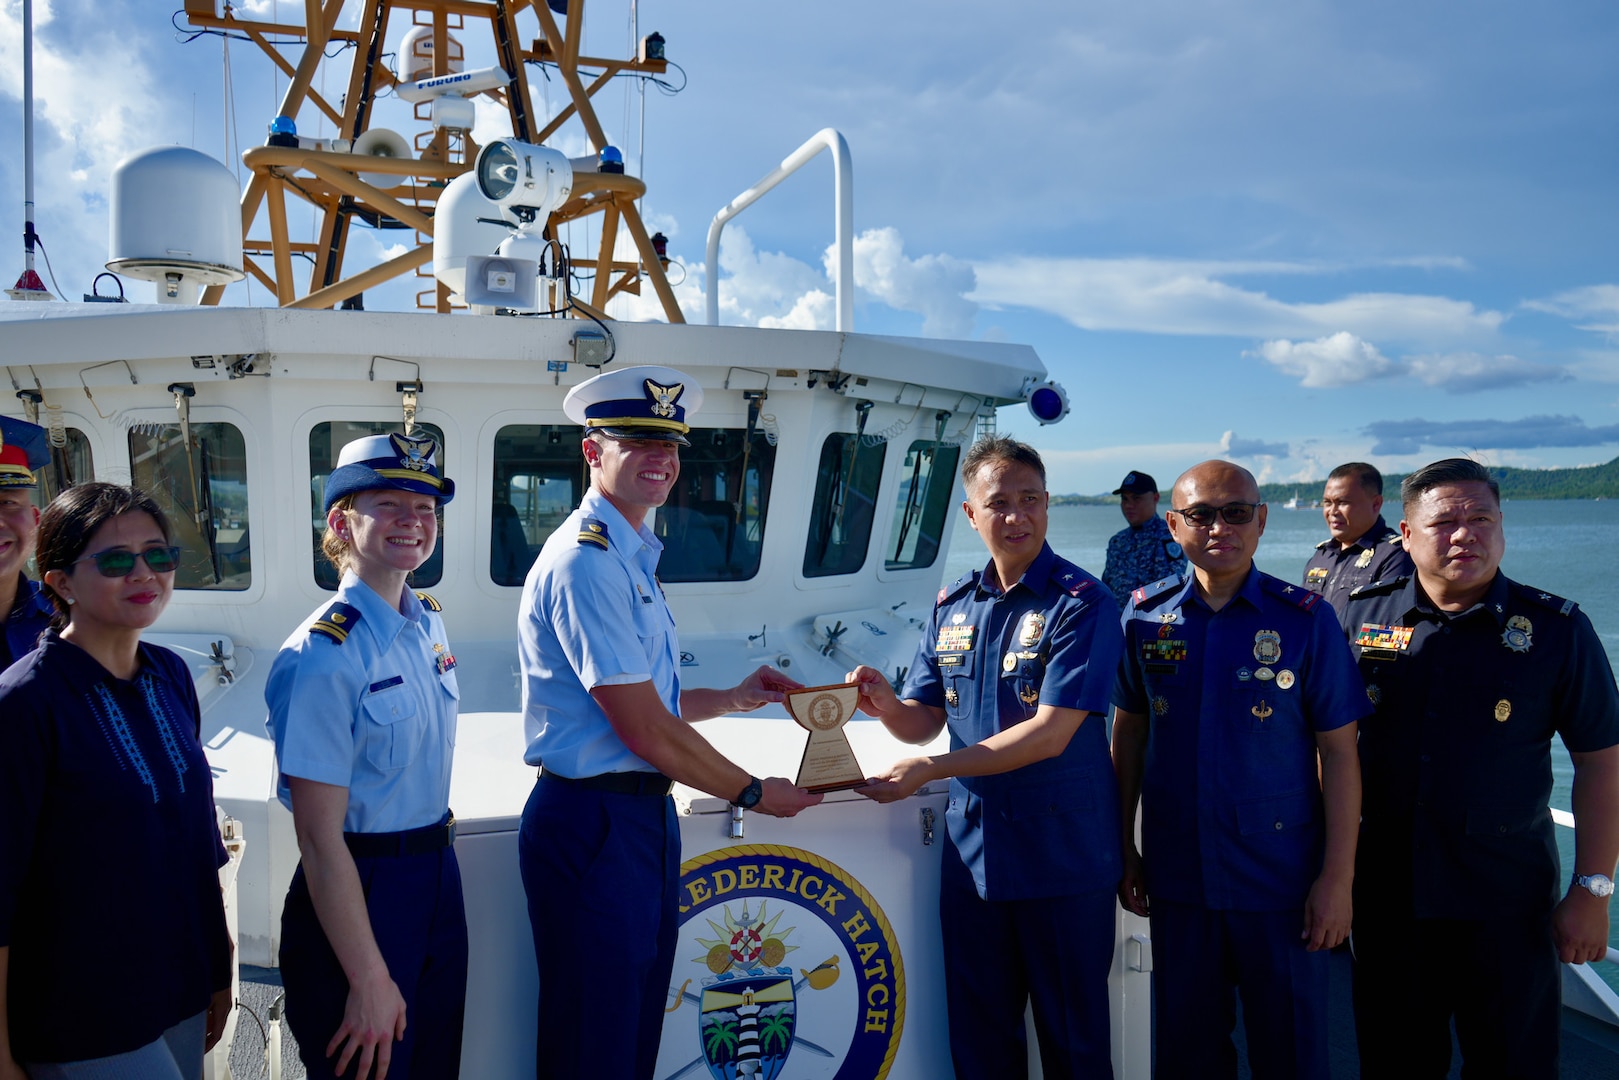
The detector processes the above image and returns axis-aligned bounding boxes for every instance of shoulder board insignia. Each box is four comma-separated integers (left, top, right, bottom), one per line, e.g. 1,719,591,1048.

1132,574,1182,605
414,591,442,612
1348,575,1408,600
1383,531,1404,547
1050,557,1094,598
1517,584,1577,617
310,602,362,644
1260,574,1321,610
938,571,979,606
577,517,610,550
1314,537,1332,550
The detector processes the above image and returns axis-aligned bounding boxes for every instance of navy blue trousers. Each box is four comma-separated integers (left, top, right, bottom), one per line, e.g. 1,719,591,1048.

519,776,680,1080
1149,900,1328,1080
1352,904,1559,1080
939,841,1117,1080
279,847,468,1080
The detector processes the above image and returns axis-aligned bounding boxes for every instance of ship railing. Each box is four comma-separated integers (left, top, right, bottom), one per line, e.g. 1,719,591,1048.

705,128,853,332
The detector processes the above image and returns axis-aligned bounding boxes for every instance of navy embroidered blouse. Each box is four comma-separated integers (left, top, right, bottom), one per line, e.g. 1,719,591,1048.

0,632,230,1063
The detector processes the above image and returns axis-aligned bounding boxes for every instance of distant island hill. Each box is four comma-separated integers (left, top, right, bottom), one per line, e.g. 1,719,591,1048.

1050,455,1619,505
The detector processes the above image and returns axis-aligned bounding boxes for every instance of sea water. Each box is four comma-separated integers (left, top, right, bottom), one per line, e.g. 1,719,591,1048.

940,498,1619,987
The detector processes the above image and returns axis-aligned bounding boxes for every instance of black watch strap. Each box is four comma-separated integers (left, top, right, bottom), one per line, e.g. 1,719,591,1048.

733,776,763,809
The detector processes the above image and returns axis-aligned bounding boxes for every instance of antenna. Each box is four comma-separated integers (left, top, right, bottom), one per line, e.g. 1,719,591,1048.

7,0,53,302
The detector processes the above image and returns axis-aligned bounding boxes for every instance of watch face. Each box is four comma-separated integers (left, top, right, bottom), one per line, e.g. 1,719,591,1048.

1577,873,1615,898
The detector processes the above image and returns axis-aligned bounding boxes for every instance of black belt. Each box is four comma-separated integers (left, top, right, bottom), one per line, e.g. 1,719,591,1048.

540,769,673,797
343,813,456,858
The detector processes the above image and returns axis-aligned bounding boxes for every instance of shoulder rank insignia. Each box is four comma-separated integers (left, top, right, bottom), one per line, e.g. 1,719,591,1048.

1348,576,1407,600
1132,574,1183,607
1314,537,1332,551
1384,532,1404,548
414,591,442,612
1051,557,1093,598
577,517,610,550
938,571,979,606
1260,574,1320,611
1519,584,1577,617
310,602,362,644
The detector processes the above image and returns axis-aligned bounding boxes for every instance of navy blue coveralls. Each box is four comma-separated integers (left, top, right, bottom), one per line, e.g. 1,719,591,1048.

1345,572,1619,1079
1114,568,1367,1080
902,543,1124,1080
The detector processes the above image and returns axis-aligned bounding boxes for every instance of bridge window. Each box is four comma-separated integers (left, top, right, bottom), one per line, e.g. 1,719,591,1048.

886,441,960,571
803,433,887,578
129,422,251,591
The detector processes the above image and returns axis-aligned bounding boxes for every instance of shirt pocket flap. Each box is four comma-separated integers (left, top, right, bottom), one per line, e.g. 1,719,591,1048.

1464,804,1549,838
362,682,417,726
1002,771,1096,820
1236,788,1319,836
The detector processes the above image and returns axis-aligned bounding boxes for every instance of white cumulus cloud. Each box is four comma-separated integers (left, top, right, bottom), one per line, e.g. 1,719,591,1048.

841,227,978,338
1248,332,1396,388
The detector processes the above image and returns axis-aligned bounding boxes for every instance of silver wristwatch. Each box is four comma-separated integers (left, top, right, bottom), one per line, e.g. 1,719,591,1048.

1571,872,1615,899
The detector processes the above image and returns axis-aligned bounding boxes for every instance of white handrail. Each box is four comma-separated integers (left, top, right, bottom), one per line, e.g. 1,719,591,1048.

705,127,853,331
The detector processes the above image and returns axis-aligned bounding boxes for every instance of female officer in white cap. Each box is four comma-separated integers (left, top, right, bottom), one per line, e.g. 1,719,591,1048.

265,432,465,1080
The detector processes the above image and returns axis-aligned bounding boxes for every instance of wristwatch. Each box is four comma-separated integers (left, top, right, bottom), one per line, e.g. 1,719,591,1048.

733,776,763,810
1571,872,1615,899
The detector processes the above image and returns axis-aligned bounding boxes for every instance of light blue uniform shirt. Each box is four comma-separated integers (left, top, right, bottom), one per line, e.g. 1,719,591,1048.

265,571,459,834
519,488,681,776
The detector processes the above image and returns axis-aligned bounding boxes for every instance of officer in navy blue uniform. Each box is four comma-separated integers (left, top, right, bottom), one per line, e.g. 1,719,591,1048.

1343,457,1619,1080
1102,469,1186,611
0,416,53,669
1300,461,1412,634
517,366,821,1080
266,432,466,1080
850,436,1124,1080
1112,460,1364,1080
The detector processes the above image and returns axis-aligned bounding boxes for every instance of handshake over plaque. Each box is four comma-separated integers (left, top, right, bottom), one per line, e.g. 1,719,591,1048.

786,683,866,793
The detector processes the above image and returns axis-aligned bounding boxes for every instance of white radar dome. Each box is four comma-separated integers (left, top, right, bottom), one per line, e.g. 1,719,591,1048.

433,171,519,302
107,146,245,305
397,25,464,83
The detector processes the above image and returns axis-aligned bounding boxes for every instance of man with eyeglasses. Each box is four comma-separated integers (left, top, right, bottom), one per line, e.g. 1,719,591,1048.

0,416,53,671
1301,462,1411,634
1112,460,1365,1079
1102,470,1186,612
1343,457,1619,1080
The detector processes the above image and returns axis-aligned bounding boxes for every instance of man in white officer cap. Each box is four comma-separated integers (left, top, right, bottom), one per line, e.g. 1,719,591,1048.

516,365,822,1078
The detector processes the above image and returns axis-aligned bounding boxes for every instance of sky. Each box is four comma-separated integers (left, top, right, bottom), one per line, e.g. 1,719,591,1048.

1,0,1616,495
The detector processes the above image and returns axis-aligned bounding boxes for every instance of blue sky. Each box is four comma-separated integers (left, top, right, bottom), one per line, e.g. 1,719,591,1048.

2,0,1616,495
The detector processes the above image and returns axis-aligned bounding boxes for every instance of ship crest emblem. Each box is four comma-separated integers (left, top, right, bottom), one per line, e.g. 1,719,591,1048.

647,379,685,419
665,846,905,1080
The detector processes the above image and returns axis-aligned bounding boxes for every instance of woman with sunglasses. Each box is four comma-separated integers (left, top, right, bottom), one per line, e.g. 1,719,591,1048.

0,483,233,1079
265,433,465,1080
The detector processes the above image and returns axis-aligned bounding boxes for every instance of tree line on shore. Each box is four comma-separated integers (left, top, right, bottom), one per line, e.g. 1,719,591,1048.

1052,455,1619,504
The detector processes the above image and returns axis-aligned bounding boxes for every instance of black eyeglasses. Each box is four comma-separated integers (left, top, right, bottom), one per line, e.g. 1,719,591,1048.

1171,502,1262,527
72,545,183,577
